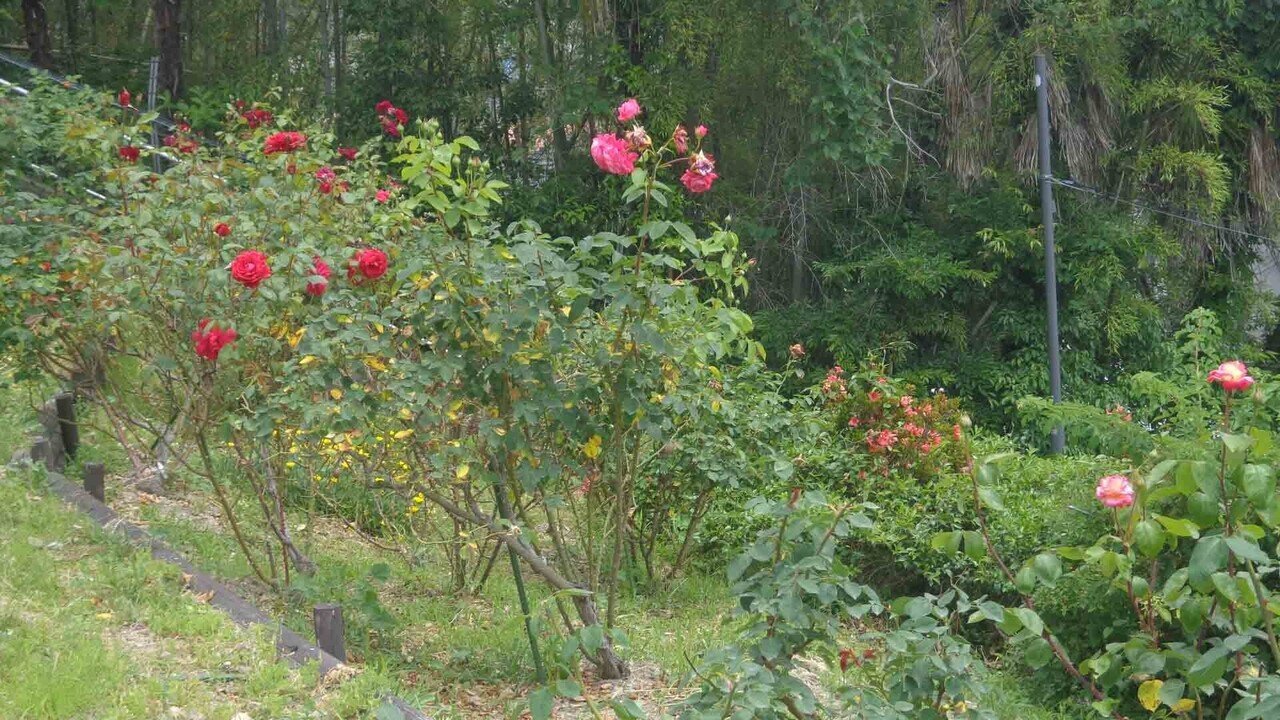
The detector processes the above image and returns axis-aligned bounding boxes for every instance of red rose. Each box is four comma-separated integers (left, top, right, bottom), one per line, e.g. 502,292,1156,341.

40,261,52,272
337,147,358,161
191,319,238,361
118,88,131,107
348,248,388,283
241,108,273,129
118,145,140,162
393,107,408,125
263,131,308,155
306,256,331,297
229,250,272,289
213,222,231,237
315,166,336,195
375,100,394,115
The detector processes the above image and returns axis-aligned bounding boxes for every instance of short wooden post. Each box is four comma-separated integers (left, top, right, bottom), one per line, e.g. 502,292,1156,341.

313,604,346,662
84,462,105,502
30,437,49,467
54,392,79,458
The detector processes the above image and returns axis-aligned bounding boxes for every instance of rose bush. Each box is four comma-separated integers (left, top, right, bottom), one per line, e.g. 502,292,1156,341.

2,84,750,682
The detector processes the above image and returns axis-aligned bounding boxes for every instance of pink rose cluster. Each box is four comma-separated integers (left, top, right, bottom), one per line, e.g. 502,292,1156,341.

589,97,719,194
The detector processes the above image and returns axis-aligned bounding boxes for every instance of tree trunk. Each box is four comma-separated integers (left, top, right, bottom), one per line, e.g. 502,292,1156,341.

262,0,279,56
22,0,55,68
63,0,79,70
532,0,567,170
320,0,333,112
153,0,183,100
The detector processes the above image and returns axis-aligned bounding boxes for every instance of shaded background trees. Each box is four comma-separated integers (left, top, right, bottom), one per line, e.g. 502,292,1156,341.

8,0,1280,433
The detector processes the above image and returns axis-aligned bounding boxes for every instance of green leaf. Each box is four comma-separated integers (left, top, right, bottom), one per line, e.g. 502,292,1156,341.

1186,644,1231,687
1147,459,1179,487
1155,514,1200,538
1011,607,1045,636
1242,465,1275,506
1134,520,1166,557
528,688,554,720
1023,637,1053,668
978,485,1005,512
1015,565,1038,593
1032,553,1062,586
1225,535,1268,564
1157,678,1186,707
962,531,986,560
1223,433,1253,453
930,531,962,555
1189,536,1229,591
555,679,583,698
610,698,646,720
580,624,605,654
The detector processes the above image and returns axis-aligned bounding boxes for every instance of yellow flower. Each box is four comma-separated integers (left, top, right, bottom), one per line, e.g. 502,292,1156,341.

582,435,603,460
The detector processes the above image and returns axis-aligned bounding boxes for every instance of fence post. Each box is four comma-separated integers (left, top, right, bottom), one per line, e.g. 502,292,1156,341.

54,391,79,458
312,604,346,662
84,462,105,502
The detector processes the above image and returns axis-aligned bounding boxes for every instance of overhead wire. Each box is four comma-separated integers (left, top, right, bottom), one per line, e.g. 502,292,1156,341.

1049,176,1276,244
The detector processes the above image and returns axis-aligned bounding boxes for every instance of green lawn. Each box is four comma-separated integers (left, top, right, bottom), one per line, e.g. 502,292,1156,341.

0,464,410,720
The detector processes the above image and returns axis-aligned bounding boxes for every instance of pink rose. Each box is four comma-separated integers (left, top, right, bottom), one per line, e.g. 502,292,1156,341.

590,134,638,175
695,124,708,138
616,98,641,123
1208,360,1255,392
376,189,391,203
1095,475,1135,509
680,151,718,193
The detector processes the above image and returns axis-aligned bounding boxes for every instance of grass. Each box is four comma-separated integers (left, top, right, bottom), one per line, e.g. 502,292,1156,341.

0,463,416,720
0,363,1077,719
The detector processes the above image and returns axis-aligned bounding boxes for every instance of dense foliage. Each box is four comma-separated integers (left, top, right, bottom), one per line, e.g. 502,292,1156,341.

8,3,1280,719
8,0,1280,428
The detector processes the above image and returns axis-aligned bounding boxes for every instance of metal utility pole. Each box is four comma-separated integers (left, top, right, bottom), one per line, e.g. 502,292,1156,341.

1035,53,1065,453
147,56,161,174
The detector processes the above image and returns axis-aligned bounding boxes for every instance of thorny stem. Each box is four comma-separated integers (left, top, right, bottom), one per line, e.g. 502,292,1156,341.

964,441,1125,720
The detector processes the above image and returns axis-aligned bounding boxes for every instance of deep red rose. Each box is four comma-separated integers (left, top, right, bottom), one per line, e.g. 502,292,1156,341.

242,108,273,129
40,261,52,272
213,222,231,237
337,147,358,161
393,107,408,125
118,88,131,107
191,319,238,361
118,145,140,162
348,247,388,282
263,131,308,155
229,250,272,289
375,100,394,115
306,256,332,297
